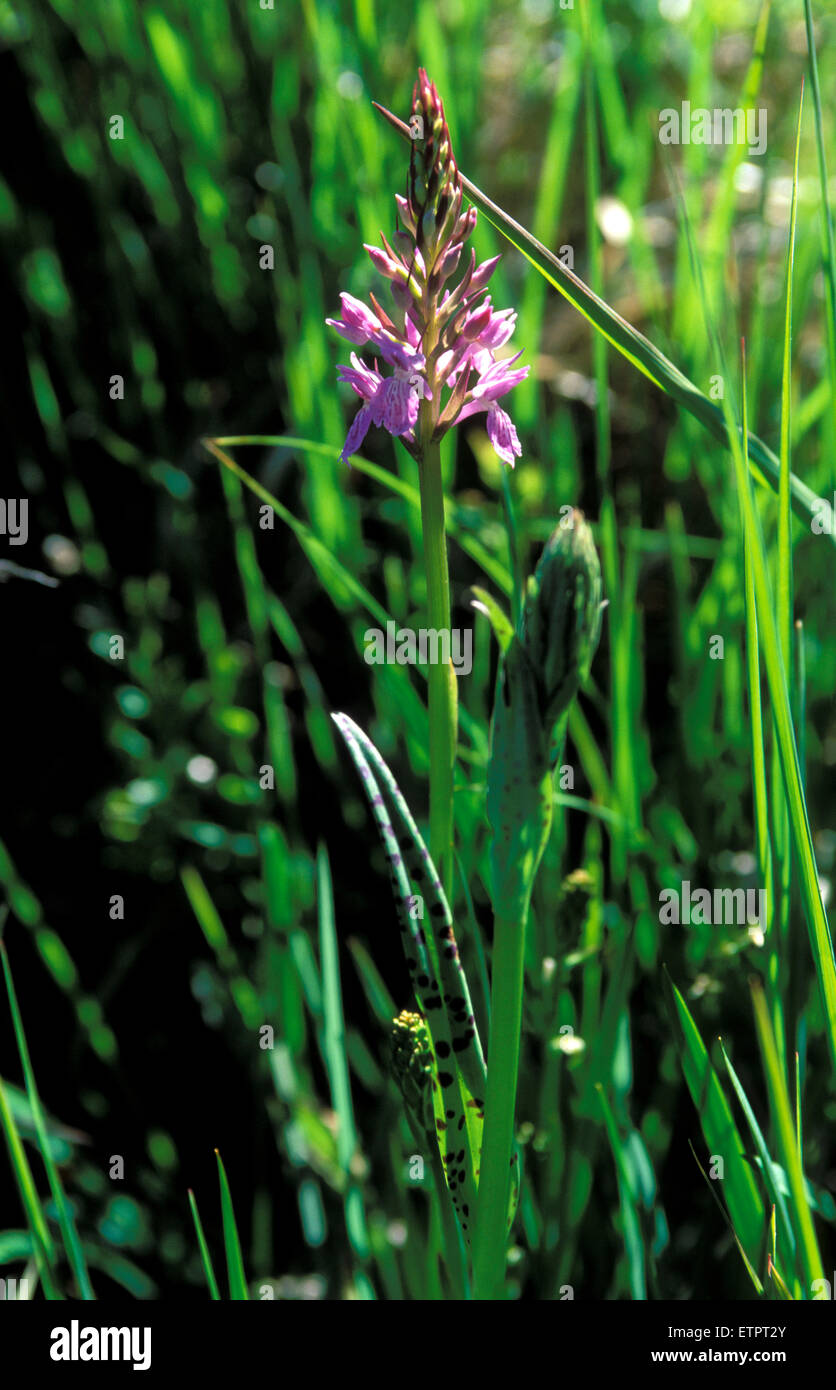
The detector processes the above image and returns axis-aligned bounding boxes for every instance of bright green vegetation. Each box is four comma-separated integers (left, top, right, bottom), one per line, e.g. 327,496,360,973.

1,0,835,1302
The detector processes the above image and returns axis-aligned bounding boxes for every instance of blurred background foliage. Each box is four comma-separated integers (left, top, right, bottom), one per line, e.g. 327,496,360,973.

0,0,834,1298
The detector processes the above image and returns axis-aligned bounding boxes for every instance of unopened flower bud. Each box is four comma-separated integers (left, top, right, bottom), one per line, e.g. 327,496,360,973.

365,243,406,281
520,509,603,734
469,254,501,295
437,240,463,282
486,511,603,917
408,69,463,268
391,1010,435,1137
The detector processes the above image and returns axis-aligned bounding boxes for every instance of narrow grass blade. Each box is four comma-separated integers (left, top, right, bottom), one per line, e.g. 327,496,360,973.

0,1072,60,1299
794,621,806,782
181,866,262,1029
207,436,512,594
214,1150,249,1300
794,1049,803,1165
469,587,514,655
770,87,803,1064
596,1084,646,1299
803,0,836,438
720,1041,798,1293
665,974,764,1274
750,982,824,1295
316,843,373,1278
187,1188,221,1301
777,84,803,670
0,941,94,1299
739,345,778,1057
676,161,836,1074
347,939,397,1028
203,439,390,625
687,1141,763,1295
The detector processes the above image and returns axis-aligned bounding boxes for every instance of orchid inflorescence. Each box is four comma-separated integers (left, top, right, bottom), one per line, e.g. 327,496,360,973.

327,68,529,468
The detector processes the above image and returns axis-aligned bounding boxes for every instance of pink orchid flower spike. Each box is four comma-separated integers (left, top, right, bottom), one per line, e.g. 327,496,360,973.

327,69,529,469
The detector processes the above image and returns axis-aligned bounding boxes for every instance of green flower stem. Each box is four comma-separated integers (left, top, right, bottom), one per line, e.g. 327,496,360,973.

471,903,529,1300
417,435,457,902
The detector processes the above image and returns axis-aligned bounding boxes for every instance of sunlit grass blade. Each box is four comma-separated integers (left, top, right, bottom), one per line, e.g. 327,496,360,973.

750,981,824,1295
214,1150,249,1300
794,621,806,782
347,939,397,1028
596,1084,646,1299
0,842,118,1065
203,439,389,625
803,0,836,439
675,156,836,1074
180,866,262,1029
0,1072,60,1299
770,85,803,1064
316,843,374,1297
739,344,778,1057
208,435,512,595
704,1,771,258
665,974,764,1275
720,1041,799,1294
0,941,94,1299
769,1253,794,1300
794,1049,803,1165
777,83,803,672
687,1141,764,1295
187,1188,221,1301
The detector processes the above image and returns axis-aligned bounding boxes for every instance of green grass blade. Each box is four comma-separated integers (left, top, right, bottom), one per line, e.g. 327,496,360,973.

187,1188,221,1301
803,0,836,439
750,982,824,1294
0,942,94,1299
777,84,803,671
316,843,373,1280
665,974,764,1274
210,435,513,595
677,162,836,1074
347,939,397,1028
771,85,804,1065
720,1042,798,1292
214,1150,249,1300
688,1142,764,1295
180,867,262,1029
794,621,807,782
204,439,389,625
0,1072,60,1299
740,345,779,1057
794,1048,803,1165
734,407,836,1071
596,1084,646,1299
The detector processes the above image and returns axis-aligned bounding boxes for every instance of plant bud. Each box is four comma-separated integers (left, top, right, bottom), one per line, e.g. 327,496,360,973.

486,511,603,918
520,510,603,741
408,68,463,269
391,1010,435,1137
